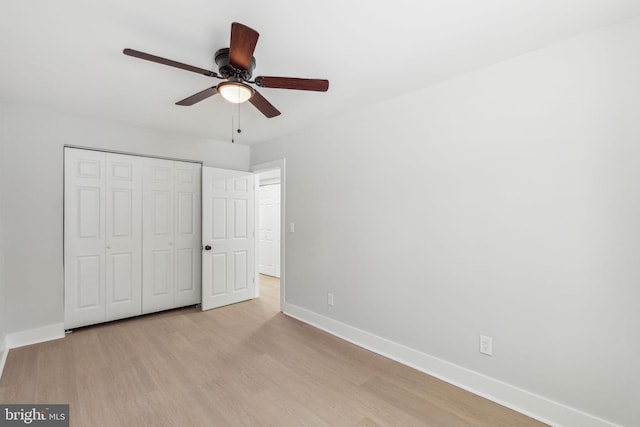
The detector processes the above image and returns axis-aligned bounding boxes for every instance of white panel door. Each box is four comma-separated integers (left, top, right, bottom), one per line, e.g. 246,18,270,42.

174,162,202,307
202,167,255,311
142,159,175,313
274,184,281,278
259,184,281,278
105,153,142,321
64,148,107,329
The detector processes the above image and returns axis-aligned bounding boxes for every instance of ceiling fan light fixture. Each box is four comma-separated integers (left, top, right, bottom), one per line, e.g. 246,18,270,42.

123,22,327,118
217,81,254,104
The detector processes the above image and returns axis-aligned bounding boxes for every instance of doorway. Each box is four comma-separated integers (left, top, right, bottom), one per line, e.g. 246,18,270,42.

258,170,281,278
252,160,285,312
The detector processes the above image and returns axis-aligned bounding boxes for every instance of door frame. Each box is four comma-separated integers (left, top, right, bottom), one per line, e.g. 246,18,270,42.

251,159,286,312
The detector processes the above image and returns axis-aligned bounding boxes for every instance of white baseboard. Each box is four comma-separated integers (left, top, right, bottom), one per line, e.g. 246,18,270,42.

6,323,65,349
283,303,620,427
0,323,64,380
0,336,8,381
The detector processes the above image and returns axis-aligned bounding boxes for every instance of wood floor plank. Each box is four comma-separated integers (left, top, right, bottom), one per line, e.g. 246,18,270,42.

247,353,365,426
195,375,266,426
34,338,79,406
0,346,40,402
354,417,384,427
361,375,477,426
0,275,547,427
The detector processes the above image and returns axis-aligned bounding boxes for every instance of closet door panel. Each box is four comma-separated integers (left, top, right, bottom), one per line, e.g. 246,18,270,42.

76,256,102,309
174,162,202,306
64,148,107,329
110,253,134,300
105,153,142,321
176,248,195,291
151,250,172,293
142,159,175,313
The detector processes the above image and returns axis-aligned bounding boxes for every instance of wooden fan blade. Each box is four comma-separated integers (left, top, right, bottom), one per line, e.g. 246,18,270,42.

176,86,218,106
249,90,281,118
229,22,259,71
123,48,218,77
255,76,329,92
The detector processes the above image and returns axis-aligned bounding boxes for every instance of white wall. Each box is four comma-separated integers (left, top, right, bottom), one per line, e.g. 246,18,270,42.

0,104,249,335
0,102,6,353
252,16,640,427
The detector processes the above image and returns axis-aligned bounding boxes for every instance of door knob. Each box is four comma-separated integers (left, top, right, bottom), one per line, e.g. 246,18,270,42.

204,245,212,251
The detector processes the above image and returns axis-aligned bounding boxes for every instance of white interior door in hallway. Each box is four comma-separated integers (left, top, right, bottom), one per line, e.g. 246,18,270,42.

201,167,256,311
259,183,281,278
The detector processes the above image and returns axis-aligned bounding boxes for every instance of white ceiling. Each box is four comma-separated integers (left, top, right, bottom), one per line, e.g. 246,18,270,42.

1,0,639,145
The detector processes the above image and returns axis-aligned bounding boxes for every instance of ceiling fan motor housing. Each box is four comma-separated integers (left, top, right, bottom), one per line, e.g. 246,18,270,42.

215,48,256,80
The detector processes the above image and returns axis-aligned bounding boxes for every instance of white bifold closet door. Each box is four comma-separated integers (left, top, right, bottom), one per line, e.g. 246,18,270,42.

64,148,142,329
64,148,202,329
142,159,202,314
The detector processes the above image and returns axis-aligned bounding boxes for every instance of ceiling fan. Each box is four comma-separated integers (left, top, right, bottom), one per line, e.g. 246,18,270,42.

123,22,329,118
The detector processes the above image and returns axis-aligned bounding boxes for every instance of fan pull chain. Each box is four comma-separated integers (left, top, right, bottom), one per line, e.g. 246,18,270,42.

230,103,243,143
231,105,235,143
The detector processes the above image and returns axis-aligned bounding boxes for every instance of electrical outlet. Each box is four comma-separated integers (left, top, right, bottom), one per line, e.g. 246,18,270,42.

289,222,295,233
479,335,493,356
327,292,334,307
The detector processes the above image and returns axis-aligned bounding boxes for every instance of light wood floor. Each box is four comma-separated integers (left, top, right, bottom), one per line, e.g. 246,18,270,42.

0,275,546,426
